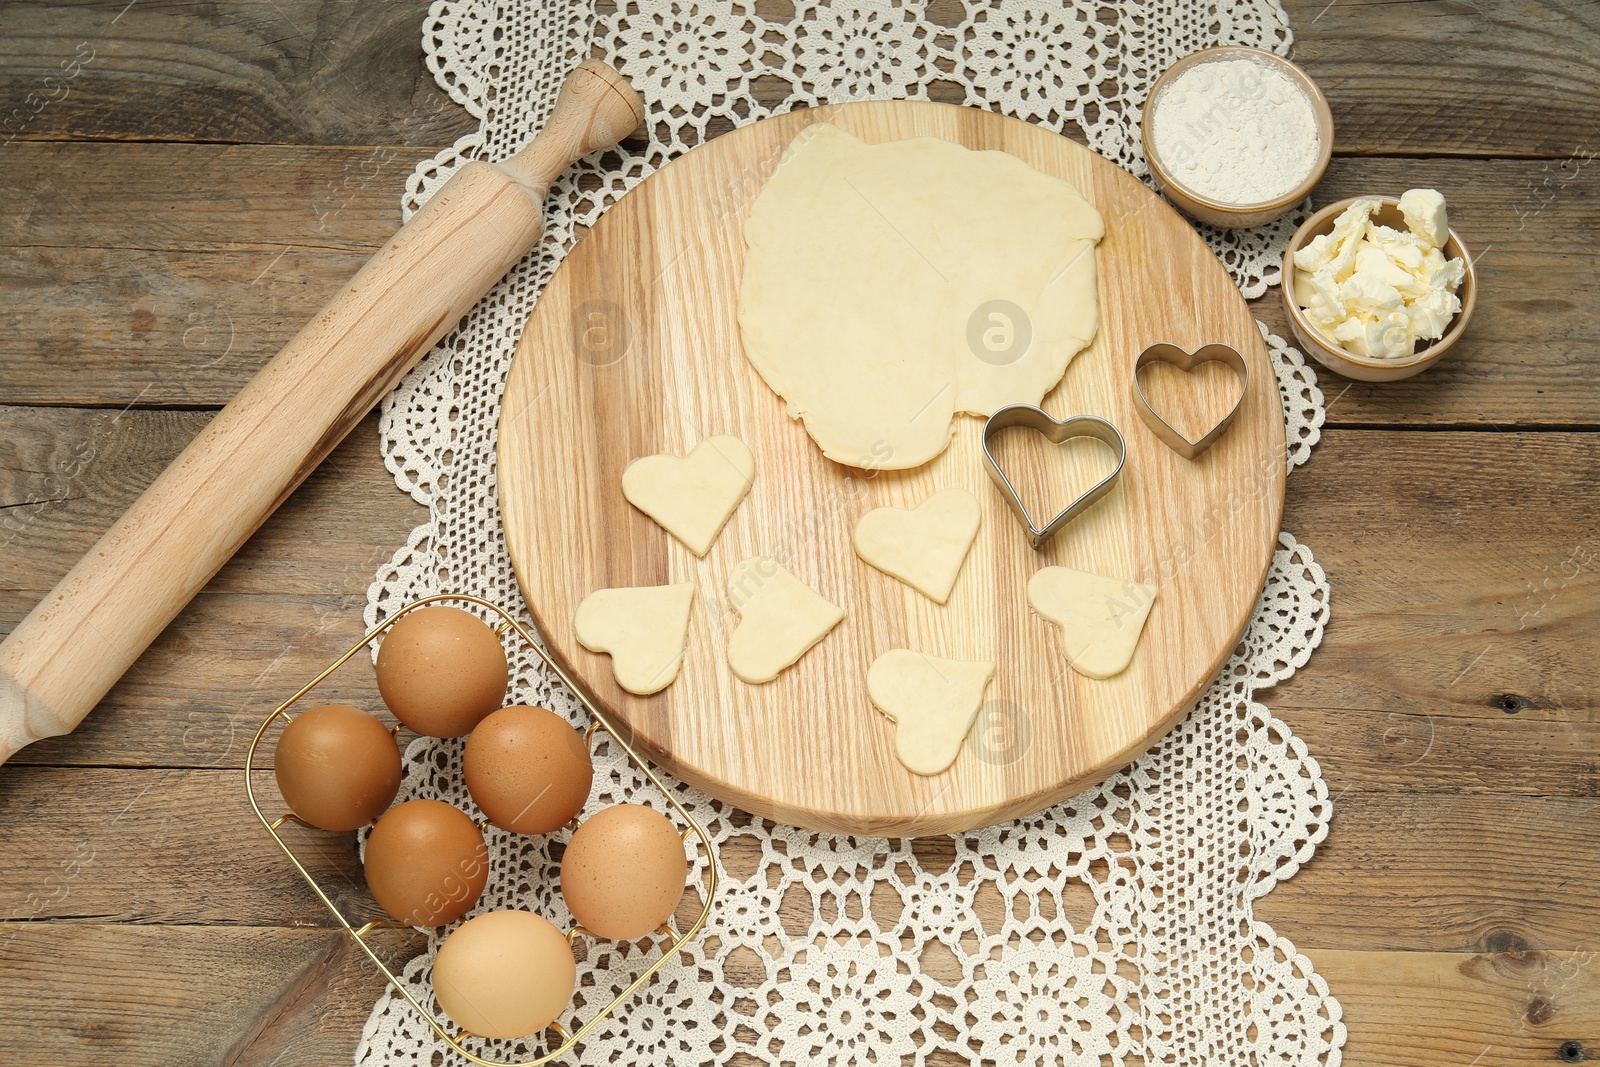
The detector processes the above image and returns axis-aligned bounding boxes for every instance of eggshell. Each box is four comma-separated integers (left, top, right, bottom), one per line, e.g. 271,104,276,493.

464,706,593,835
560,804,687,939
273,704,400,831
375,606,508,737
433,910,576,1039
364,799,488,927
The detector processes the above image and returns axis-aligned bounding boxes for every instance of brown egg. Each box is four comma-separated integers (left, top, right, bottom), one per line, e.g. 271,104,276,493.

560,804,687,939
433,910,576,1039
273,704,401,831
365,799,488,927
464,706,593,835
375,606,508,737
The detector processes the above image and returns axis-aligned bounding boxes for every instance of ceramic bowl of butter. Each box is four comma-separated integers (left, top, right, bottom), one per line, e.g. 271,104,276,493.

1282,195,1478,382
1142,46,1333,229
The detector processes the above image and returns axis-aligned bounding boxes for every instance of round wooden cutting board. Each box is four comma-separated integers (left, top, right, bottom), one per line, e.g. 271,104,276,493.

499,101,1285,836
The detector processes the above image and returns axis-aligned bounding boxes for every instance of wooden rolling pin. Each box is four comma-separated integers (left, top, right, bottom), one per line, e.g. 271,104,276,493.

0,60,645,766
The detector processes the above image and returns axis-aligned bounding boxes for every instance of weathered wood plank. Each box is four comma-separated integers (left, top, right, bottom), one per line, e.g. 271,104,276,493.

0,0,474,147
1275,430,1599,723
1283,0,1600,159
0,923,421,1067
0,769,373,925
0,142,422,250
0,925,1594,1067
1312,946,1600,1067
3,144,1594,422
1279,706,1599,798
1252,791,1599,951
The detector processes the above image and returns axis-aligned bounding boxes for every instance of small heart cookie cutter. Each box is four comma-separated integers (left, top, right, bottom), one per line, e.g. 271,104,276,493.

981,405,1126,550
1130,342,1248,460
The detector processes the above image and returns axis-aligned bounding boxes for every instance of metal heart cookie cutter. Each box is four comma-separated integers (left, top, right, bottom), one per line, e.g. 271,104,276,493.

1130,341,1248,460
982,405,1126,550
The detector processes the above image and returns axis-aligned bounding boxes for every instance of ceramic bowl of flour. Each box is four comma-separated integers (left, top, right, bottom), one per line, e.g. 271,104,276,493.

1142,46,1333,229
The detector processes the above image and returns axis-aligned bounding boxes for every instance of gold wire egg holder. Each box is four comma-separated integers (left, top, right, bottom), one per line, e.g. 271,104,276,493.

243,593,720,1066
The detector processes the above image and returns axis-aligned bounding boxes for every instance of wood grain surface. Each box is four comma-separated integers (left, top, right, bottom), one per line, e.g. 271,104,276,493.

499,100,1284,835
0,0,1596,1064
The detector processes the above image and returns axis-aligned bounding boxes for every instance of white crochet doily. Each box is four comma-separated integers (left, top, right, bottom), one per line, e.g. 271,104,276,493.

356,3,1346,1064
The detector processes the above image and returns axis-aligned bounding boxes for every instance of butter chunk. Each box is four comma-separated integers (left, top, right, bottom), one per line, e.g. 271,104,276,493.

1304,298,1342,331
1399,188,1449,248
1326,231,1362,281
1429,256,1467,292
1359,243,1431,302
1367,222,1428,251
1391,242,1427,274
1331,318,1380,358
1338,197,1383,237
1372,310,1417,358
1299,268,1346,329
1409,288,1461,341
1294,197,1380,274
1366,224,1428,272
1355,243,1417,291
1292,234,1336,274
1341,272,1404,317
1333,312,1413,360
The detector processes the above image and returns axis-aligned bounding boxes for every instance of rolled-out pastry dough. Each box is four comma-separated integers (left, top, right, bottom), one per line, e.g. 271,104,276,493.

739,123,1103,470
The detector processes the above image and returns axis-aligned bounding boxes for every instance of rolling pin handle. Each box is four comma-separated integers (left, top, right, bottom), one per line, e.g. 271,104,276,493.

498,58,647,205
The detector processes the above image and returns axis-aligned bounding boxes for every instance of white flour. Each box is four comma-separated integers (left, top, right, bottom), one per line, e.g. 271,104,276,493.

1151,58,1320,204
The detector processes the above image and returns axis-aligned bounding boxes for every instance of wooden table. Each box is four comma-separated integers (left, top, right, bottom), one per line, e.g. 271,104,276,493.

1,2,1595,1063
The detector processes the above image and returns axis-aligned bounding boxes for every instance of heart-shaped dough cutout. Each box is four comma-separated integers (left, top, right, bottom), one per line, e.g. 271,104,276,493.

622,436,755,556
725,557,844,684
574,582,695,695
853,488,981,604
867,650,995,776
1027,566,1157,679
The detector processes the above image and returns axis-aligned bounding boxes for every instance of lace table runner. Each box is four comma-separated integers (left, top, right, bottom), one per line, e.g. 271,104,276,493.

356,2,1347,1064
